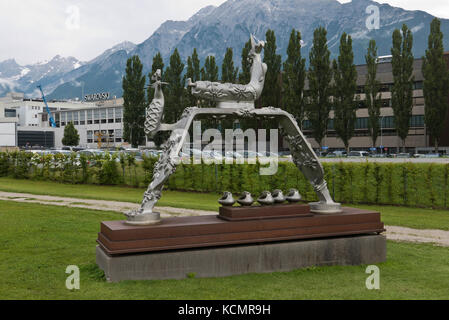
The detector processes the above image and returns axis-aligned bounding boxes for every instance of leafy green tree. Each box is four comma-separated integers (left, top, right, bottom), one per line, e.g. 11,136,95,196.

122,55,146,147
365,39,382,148
262,29,282,107
283,29,306,127
306,27,332,148
391,24,414,151
423,18,449,153
165,48,186,123
332,33,358,153
222,48,239,83
147,52,164,103
62,122,80,146
239,38,252,84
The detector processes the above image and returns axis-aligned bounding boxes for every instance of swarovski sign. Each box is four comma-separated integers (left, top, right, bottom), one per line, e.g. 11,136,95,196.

84,92,110,102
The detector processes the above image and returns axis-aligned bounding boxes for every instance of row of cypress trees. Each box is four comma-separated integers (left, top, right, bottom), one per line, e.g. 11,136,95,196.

122,19,449,152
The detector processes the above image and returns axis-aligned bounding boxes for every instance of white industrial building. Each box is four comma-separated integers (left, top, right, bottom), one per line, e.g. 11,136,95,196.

39,97,126,149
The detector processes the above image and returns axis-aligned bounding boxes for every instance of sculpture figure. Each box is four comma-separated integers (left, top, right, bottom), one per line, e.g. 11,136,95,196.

187,35,267,109
125,34,341,226
144,69,167,138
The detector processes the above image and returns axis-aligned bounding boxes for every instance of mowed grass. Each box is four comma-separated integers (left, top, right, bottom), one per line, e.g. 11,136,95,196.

0,200,448,300
1,178,449,230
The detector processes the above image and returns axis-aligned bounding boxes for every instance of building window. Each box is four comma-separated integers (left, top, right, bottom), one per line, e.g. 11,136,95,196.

355,117,369,130
107,108,114,123
115,107,122,123
410,115,424,128
414,81,424,90
94,109,100,124
100,109,107,124
115,129,123,142
4,109,16,117
380,116,395,129
302,120,311,130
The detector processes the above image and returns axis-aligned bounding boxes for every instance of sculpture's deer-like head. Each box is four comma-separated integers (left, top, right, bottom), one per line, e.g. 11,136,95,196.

248,35,265,64
248,35,267,95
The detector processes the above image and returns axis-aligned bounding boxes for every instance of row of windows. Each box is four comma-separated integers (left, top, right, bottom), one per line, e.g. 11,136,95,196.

356,81,423,94
303,115,424,130
86,129,123,143
57,107,123,127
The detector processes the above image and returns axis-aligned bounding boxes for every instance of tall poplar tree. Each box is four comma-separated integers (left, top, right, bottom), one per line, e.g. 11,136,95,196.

239,38,252,84
201,56,219,82
365,39,382,148
122,55,146,147
283,29,306,127
165,48,185,123
222,48,238,83
200,56,219,108
391,24,414,151
332,33,358,153
186,48,201,107
306,27,332,148
262,29,282,107
423,18,449,152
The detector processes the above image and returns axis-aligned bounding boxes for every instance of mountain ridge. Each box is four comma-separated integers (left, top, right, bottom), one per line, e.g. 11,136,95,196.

1,0,447,100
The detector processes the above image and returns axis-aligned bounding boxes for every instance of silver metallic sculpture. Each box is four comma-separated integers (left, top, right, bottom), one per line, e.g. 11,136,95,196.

218,191,236,206
272,189,286,204
125,34,341,225
187,36,267,109
144,69,167,138
257,191,275,206
286,189,302,203
237,191,255,206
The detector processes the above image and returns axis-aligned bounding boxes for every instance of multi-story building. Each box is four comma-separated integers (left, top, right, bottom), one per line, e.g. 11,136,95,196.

303,52,449,154
0,92,97,147
39,97,126,149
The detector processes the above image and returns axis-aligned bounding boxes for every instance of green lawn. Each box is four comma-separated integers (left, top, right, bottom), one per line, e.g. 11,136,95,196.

0,200,448,300
1,177,449,230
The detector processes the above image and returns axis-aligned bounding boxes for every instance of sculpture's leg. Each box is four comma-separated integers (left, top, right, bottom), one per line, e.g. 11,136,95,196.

124,108,198,225
279,114,342,214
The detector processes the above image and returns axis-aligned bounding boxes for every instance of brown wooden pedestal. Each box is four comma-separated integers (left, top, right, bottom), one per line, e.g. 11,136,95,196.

97,205,385,256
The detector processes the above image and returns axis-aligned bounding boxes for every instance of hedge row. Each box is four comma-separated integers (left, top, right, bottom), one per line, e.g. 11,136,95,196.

1,151,448,209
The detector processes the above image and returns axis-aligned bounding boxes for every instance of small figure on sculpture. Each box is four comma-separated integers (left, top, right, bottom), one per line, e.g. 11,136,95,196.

187,35,267,109
144,69,168,138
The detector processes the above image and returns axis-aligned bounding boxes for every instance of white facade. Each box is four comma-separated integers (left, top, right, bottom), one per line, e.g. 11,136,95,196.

0,92,96,128
0,122,16,147
40,101,126,149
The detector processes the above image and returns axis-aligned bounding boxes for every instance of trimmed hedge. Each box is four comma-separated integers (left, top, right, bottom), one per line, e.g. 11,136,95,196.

1,151,449,209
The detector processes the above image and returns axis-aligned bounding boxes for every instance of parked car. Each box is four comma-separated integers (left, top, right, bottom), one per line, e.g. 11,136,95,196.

348,151,370,157
424,153,441,158
396,153,411,158
370,153,387,158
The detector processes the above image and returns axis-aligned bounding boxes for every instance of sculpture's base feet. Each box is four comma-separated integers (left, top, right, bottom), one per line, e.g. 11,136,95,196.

125,212,161,226
309,202,342,214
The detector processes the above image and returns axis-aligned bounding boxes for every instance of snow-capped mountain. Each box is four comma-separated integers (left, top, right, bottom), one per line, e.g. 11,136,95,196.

0,55,84,98
2,0,449,100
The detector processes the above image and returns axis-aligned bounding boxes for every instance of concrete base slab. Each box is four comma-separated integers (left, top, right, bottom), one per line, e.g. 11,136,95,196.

96,234,386,282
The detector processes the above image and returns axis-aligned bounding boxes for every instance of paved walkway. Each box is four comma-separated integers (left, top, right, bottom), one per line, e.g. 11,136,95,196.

1,191,448,247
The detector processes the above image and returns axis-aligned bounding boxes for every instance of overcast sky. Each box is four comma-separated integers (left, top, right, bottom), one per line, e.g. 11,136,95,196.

0,0,447,65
